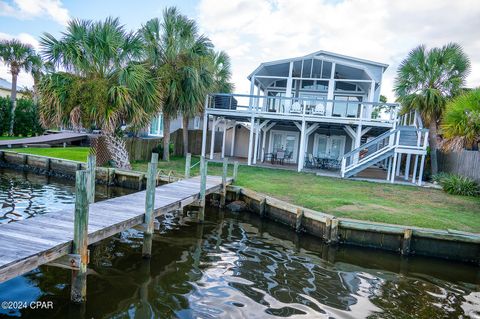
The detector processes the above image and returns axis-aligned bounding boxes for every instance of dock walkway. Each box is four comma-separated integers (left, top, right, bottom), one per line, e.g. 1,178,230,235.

0,132,88,148
0,175,229,283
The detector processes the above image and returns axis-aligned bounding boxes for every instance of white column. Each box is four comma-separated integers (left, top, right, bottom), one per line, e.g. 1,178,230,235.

390,153,398,183
230,121,236,157
386,156,392,181
353,124,362,164
253,119,260,164
249,76,255,111
396,153,402,176
404,154,411,180
417,155,426,186
285,62,294,98
221,120,227,159
261,128,267,162
297,120,306,172
210,116,217,160
366,80,375,119
201,111,208,157
247,115,255,166
326,62,336,116
411,155,419,183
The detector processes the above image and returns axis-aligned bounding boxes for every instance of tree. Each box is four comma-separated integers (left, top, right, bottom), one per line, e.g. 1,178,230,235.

141,7,215,159
0,39,41,135
441,88,480,151
371,94,388,119
38,18,161,169
393,43,471,175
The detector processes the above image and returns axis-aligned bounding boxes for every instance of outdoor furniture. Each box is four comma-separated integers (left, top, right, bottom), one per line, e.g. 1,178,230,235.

312,103,326,116
290,102,302,114
276,151,285,165
264,152,275,164
284,151,293,163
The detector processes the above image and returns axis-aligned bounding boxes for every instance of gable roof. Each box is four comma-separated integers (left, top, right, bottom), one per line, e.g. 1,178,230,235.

248,50,389,80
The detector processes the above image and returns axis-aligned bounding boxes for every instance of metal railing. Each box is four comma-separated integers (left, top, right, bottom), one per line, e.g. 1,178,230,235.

206,93,399,123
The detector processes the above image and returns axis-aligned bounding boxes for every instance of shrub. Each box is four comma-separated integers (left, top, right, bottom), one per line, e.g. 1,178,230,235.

438,174,479,196
0,96,44,136
153,141,174,159
432,172,451,184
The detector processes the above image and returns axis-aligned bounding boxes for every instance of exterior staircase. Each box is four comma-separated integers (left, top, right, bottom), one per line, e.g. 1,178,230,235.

341,111,429,184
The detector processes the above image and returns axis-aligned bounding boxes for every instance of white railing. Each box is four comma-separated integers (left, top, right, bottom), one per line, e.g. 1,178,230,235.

340,126,429,177
207,93,399,123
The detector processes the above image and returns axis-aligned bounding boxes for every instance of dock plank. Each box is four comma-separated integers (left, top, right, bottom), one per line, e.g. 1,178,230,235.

0,175,231,283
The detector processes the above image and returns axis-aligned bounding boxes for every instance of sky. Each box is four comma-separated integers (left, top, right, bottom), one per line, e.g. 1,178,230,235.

0,0,479,102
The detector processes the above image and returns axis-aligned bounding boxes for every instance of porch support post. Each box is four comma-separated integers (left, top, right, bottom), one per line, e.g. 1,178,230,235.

390,152,398,183
396,153,402,176
210,116,217,160
326,62,336,116
247,115,255,166
261,122,275,162
404,154,411,180
253,119,260,164
411,155,419,183
353,124,362,164
230,121,236,157
386,156,392,181
417,154,426,186
366,80,375,119
297,119,307,172
201,110,208,158
221,119,227,159
286,62,294,98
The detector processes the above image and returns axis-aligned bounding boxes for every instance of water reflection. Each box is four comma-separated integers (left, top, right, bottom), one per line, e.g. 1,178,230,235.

0,169,479,318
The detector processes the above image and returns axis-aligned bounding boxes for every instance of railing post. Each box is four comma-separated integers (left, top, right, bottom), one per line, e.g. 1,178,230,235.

220,157,228,208
341,158,346,178
87,154,96,204
199,156,207,222
185,153,192,179
233,161,239,182
71,170,89,303
142,153,158,258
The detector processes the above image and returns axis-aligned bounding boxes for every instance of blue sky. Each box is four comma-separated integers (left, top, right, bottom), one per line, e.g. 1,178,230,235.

1,0,479,100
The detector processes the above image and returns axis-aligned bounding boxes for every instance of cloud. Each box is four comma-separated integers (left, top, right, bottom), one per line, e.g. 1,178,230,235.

0,0,70,25
0,32,39,89
197,0,480,101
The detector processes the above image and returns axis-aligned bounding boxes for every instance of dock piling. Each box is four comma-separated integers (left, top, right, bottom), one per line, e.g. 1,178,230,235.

142,153,159,258
220,157,228,208
199,156,207,222
185,153,192,178
71,170,90,303
87,154,96,204
233,161,239,181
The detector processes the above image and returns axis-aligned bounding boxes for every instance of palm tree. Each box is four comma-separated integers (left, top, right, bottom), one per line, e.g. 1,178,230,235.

38,18,161,169
0,39,41,135
394,43,471,175
441,88,480,151
141,7,215,159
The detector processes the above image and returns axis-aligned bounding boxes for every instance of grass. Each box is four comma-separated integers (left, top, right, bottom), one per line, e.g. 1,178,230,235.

0,136,24,140
7,147,480,233
13,147,91,162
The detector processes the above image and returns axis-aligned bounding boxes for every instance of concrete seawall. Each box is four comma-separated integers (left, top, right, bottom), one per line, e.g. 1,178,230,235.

226,186,480,264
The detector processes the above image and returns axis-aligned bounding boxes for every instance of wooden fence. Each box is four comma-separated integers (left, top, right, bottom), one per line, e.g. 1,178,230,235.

125,130,223,162
438,150,480,182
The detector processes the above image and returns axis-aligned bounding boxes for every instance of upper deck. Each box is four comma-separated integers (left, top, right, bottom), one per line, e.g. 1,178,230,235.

206,93,399,128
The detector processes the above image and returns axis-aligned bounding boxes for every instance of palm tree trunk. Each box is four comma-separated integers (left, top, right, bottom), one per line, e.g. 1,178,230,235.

163,116,171,161
182,115,189,156
428,118,439,175
9,72,18,136
104,134,131,169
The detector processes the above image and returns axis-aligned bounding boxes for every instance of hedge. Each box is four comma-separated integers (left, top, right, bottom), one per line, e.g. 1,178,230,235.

0,97,44,136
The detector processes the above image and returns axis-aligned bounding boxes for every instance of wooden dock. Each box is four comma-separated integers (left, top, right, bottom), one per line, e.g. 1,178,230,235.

0,175,230,284
0,132,88,148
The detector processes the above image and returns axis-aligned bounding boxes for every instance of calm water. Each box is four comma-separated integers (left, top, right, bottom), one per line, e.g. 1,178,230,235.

0,169,479,318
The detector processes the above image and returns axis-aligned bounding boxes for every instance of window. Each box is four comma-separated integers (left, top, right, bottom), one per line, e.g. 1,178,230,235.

193,116,201,130
149,113,163,136
335,82,357,92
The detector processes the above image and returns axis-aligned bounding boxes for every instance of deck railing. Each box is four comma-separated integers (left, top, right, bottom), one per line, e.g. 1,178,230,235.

206,93,399,123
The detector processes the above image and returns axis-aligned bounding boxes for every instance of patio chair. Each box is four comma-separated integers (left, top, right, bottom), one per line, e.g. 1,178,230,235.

312,102,326,116
290,102,302,114
276,151,285,165
307,153,317,168
284,151,293,163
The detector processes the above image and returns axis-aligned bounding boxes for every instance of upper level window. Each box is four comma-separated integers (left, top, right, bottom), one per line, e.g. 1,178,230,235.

301,80,328,91
149,113,163,137
193,116,201,129
335,82,357,92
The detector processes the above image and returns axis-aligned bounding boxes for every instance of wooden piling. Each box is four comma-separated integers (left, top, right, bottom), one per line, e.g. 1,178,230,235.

220,157,228,208
142,154,158,258
401,228,413,255
259,198,267,218
185,153,191,179
87,154,96,204
233,161,239,182
45,158,51,175
71,170,89,303
295,208,303,233
324,217,332,242
330,219,339,244
199,156,207,222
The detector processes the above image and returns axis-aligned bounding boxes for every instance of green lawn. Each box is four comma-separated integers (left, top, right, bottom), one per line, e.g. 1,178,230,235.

7,148,480,232
13,147,91,162
0,136,24,140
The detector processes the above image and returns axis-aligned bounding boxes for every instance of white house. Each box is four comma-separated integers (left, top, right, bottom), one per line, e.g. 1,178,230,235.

200,50,429,185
